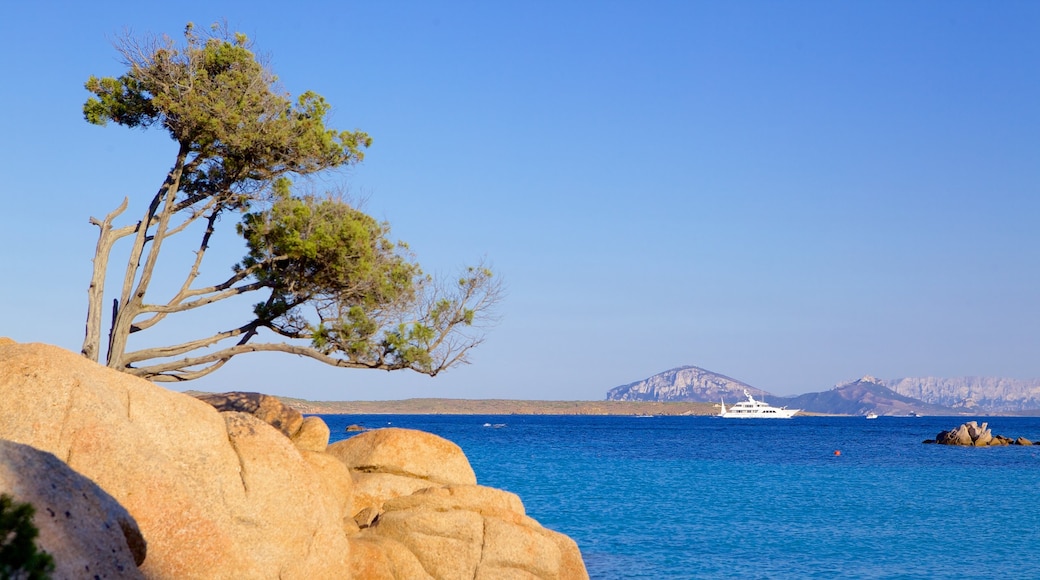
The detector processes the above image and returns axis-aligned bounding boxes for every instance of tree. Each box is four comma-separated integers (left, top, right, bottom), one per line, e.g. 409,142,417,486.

80,23,499,382
0,494,55,579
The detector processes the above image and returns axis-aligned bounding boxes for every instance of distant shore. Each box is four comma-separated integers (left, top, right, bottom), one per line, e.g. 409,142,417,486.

273,397,721,416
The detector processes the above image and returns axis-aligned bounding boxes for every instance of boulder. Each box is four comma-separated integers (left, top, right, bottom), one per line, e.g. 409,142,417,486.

0,341,590,579
328,427,479,515
299,448,357,532
328,427,477,486
0,438,145,578
360,485,588,580
347,534,433,580
349,471,441,514
194,391,304,438
293,415,332,452
0,342,351,578
1016,437,1033,446
936,424,973,445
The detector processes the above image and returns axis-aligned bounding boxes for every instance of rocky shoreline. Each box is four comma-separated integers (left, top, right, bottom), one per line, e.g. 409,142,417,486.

0,340,589,579
262,396,720,416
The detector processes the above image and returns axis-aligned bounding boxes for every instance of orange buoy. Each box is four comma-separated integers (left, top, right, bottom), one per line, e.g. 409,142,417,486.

833,450,841,456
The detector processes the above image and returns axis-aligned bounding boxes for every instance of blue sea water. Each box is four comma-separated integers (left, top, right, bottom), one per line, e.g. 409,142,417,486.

322,414,1040,579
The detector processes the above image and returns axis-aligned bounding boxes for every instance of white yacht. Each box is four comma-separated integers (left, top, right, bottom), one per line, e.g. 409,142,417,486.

719,389,800,419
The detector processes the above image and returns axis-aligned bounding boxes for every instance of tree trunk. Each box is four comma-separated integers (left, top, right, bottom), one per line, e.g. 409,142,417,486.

81,199,130,362
106,144,189,370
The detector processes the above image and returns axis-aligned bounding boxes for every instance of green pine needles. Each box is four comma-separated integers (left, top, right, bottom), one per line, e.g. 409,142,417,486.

80,22,500,382
0,494,55,580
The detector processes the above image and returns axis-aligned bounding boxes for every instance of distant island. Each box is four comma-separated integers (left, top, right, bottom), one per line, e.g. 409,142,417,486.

263,397,720,416
606,366,1040,416
189,367,1040,417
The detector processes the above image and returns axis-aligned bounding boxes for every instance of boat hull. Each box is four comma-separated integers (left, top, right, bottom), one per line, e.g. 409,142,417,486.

720,409,799,419
719,389,800,419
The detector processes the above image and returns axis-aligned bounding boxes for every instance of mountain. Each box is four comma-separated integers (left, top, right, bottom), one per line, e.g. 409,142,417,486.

779,376,952,415
608,366,1040,415
606,366,778,404
881,377,1040,413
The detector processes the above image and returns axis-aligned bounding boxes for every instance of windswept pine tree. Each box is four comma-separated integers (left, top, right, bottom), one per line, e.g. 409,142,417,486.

81,23,499,382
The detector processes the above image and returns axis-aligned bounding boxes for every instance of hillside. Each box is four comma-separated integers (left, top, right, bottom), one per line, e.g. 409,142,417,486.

605,366,778,404
780,376,953,416
883,377,1040,412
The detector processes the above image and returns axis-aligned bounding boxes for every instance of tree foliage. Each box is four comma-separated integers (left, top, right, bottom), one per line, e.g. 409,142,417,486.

0,494,55,579
80,23,499,381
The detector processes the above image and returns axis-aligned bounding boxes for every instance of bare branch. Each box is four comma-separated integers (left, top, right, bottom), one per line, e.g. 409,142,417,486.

133,281,265,327
127,342,409,382
120,321,262,364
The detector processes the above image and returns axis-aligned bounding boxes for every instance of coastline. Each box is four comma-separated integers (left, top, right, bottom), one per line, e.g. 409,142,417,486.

268,397,721,416
188,392,1037,417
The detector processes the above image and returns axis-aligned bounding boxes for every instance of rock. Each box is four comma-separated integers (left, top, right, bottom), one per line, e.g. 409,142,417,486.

194,391,304,438
328,427,477,486
292,415,332,452
348,534,433,580
966,421,981,440
0,342,591,579
930,422,1029,447
328,428,479,515
0,342,351,578
371,504,485,578
354,506,380,529
936,425,973,445
0,438,145,578
299,448,356,532
990,435,1012,446
361,485,589,580
348,471,442,514
346,424,367,432
1016,437,1033,446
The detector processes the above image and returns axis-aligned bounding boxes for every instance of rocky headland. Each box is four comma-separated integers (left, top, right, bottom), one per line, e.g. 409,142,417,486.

0,339,588,579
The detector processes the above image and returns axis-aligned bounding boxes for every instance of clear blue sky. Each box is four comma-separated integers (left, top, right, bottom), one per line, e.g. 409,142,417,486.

1,1,1037,401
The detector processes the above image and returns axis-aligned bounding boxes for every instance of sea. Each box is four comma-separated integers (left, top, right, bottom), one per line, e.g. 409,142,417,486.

320,414,1040,579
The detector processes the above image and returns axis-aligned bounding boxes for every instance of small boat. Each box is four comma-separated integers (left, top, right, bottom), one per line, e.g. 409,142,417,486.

719,389,800,419
865,412,878,419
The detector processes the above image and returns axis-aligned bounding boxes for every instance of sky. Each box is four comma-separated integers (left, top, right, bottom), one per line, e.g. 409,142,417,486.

1,1,1038,401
